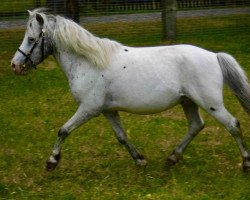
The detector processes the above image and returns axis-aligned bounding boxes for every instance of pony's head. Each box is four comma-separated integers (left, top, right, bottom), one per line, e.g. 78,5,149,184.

11,9,53,75
11,8,122,74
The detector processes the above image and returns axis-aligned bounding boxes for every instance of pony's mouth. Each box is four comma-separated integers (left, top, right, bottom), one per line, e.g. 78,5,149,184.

11,63,28,75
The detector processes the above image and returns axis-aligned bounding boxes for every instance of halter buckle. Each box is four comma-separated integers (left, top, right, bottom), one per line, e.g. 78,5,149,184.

42,28,46,37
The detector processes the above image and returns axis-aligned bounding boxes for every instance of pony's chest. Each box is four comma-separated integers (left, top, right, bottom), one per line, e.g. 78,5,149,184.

68,70,106,102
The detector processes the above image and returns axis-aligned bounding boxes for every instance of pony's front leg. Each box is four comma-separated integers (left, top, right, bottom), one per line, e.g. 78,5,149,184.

46,105,96,171
103,111,147,166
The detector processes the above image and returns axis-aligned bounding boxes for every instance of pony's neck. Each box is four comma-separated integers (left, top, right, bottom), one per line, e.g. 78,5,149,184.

54,49,92,79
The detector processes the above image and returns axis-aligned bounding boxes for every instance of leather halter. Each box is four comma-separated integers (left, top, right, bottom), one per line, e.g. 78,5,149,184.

17,28,46,69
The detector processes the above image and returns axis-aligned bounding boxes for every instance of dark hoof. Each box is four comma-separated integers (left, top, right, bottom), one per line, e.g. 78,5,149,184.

45,153,61,171
166,152,183,166
46,161,58,171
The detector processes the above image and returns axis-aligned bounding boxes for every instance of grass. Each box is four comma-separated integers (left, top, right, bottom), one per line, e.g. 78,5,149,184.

0,1,47,13
1,14,250,199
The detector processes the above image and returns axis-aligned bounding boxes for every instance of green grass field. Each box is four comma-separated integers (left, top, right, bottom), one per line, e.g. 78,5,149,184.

0,1,46,13
1,14,250,199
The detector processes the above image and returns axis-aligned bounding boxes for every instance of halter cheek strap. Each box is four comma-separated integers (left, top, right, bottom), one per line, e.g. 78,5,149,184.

17,28,46,69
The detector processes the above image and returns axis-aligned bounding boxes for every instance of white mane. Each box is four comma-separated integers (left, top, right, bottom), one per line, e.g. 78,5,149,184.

53,16,122,68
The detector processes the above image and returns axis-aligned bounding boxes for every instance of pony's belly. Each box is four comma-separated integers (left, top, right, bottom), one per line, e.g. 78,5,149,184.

104,92,181,114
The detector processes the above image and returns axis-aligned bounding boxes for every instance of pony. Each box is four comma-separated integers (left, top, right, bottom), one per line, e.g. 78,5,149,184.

11,9,250,172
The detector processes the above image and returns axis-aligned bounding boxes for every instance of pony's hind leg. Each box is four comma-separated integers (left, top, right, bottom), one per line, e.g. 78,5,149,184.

167,98,205,165
206,106,250,172
103,111,147,166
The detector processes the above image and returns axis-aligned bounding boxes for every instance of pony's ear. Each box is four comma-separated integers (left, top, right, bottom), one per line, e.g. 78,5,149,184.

36,13,44,26
27,10,33,16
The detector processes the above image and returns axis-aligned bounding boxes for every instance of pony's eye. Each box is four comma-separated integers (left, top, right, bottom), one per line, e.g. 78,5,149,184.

28,37,36,43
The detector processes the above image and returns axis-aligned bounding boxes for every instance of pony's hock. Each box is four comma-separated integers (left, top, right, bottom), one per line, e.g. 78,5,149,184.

11,8,250,172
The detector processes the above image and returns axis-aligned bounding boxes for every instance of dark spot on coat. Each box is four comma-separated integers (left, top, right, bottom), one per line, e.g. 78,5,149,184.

123,66,127,69
124,49,128,52
210,107,216,111
102,75,104,77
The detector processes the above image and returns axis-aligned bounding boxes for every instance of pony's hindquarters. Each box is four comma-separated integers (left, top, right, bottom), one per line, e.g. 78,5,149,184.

177,49,250,171
217,52,250,116
204,52,250,171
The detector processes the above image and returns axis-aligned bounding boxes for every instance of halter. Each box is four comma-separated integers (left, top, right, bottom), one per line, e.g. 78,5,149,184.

17,28,46,69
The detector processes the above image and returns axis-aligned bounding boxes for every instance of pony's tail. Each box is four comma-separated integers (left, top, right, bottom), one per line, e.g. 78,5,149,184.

217,52,250,116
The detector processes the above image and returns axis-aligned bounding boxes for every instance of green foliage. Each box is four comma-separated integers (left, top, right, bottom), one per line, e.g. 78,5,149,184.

0,14,250,199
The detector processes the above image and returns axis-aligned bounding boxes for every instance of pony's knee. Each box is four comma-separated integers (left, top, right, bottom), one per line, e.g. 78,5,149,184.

58,127,69,138
117,135,127,145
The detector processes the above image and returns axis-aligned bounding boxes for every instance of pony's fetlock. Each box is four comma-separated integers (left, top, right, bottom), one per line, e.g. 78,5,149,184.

167,151,183,166
243,158,250,172
46,153,61,171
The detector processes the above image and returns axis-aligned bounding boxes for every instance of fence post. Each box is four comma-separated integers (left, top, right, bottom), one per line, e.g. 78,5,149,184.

161,0,177,40
65,0,79,23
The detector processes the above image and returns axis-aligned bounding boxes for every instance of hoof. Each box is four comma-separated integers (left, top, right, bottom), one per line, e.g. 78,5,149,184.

46,161,58,171
46,153,61,171
166,152,183,166
136,158,147,166
135,154,147,166
243,159,250,173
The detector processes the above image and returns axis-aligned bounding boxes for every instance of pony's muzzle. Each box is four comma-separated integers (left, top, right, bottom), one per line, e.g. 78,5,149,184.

11,62,27,75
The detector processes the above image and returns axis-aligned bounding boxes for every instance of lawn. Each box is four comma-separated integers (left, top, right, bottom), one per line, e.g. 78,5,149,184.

0,14,250,199
0,1,46,13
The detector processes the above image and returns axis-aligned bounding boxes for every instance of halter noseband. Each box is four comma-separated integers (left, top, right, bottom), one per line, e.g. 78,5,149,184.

17,28,46,69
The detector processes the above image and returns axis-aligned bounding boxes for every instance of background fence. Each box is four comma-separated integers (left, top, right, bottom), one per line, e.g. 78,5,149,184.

0,0,250,54
1,0,250,17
